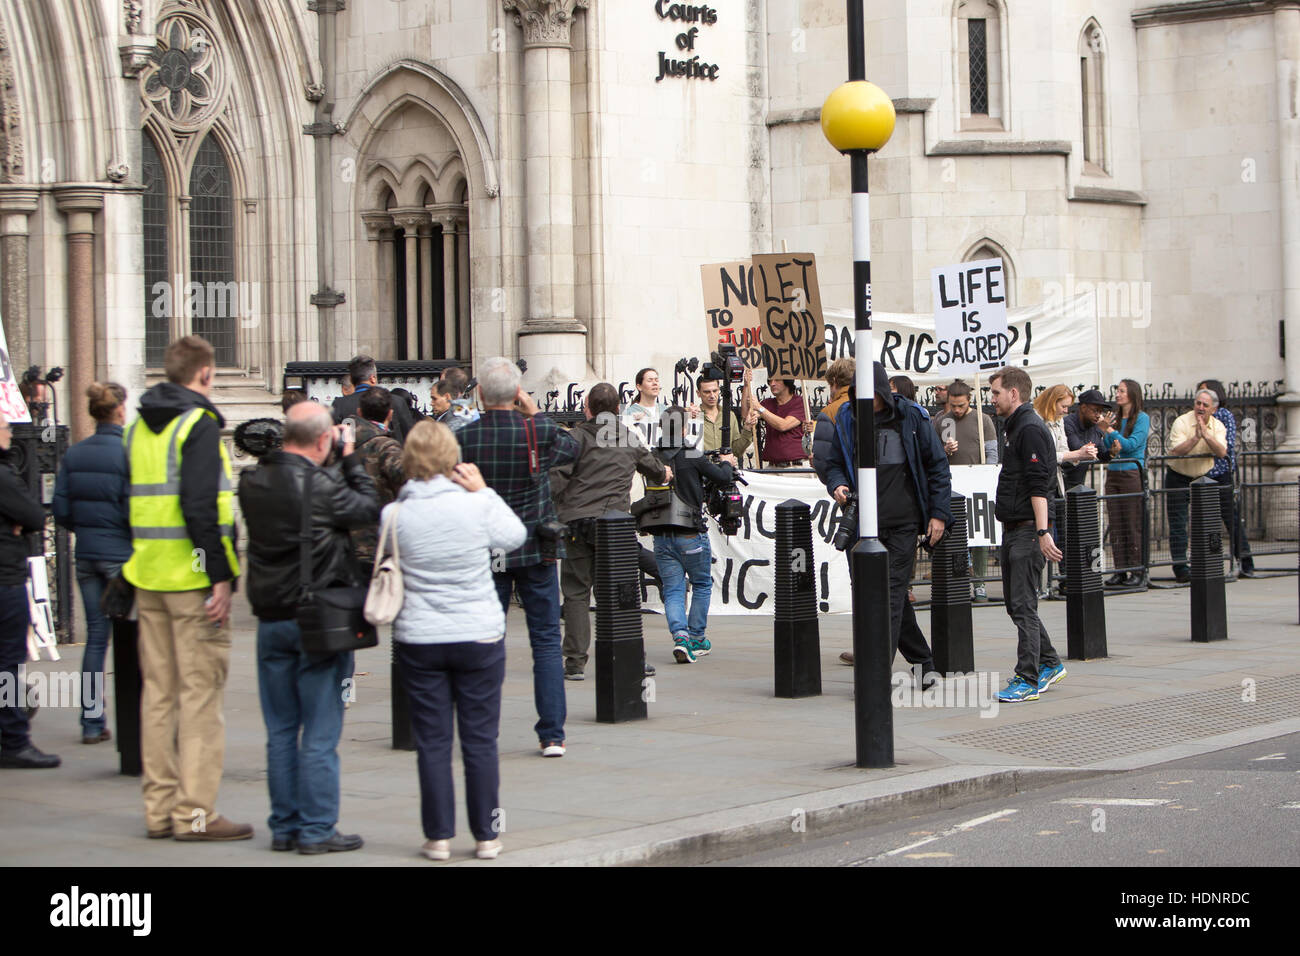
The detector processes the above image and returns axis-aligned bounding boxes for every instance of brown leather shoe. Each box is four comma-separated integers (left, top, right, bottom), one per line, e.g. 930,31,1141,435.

173,815,254,842
82,729,112,745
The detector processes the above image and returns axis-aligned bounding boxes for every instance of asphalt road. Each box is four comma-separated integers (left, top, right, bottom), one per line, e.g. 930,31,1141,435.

714,733,1300,868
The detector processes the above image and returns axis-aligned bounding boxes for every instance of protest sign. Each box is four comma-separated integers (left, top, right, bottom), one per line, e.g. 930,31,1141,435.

929,258,1010,376
700,260,764,370
948,465,1001,547
0,312,31,424
751,252,827,381
822,292,1100,391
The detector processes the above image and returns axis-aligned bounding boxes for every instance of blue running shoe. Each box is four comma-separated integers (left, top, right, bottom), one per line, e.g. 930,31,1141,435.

672,634,697,664
689,636,711,657
1038,663,1066,693
996,677,1040,703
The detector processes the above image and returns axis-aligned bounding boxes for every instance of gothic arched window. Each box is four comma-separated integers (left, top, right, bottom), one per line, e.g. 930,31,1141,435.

188,133,236,366
956,0,1006,130
142,131,170,368
1080,21,1108,174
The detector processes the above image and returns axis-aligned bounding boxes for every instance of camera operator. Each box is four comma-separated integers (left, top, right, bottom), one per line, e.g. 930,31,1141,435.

550,383,670,681
457,357,578,758
823,362,951,682
638,406,735,664
236,401,379,854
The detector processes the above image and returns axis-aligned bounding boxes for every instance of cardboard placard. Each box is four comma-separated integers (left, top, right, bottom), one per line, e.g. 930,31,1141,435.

751,252,826,381
929,257,1010,375
700,260,765,370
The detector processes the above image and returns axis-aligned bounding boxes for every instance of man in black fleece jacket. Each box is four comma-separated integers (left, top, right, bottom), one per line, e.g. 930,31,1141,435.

0,413,61,768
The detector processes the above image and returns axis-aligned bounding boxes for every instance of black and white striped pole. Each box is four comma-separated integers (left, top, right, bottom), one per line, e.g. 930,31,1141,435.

821,0,898,769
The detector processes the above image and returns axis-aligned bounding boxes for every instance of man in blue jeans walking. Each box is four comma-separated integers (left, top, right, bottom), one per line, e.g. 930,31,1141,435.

237,402,380,853
458,357,578,757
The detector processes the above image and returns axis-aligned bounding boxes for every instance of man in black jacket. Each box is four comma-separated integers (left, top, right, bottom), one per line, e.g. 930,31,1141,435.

989,366,1065,703
639,406,735,664
237,401,379,854
0,414,60,768
331,355,416,443
550,383,669,680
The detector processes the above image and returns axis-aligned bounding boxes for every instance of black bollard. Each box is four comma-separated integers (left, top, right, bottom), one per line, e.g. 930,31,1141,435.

1065,485,1108,660
931,494,974,674
1190,476,1228,642
391,641,414,750
773,499,821,698
111,619,142,776
594,510,648,723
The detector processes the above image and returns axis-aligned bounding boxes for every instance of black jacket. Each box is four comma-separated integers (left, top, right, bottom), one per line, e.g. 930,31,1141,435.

133,382,236,585
53,423,132,562
332,385,416,443
640,446,734,534
1062,409,1111,488
236,450,380,620
550,414,667,522
995,403,1058,524
0,448,44,585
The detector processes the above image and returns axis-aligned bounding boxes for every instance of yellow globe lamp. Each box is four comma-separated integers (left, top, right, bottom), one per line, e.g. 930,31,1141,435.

820,80,896,154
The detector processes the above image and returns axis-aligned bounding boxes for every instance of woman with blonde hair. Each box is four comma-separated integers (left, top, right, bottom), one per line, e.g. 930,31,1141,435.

386,420,525,862
52,382,130,744
1033,385,1098,498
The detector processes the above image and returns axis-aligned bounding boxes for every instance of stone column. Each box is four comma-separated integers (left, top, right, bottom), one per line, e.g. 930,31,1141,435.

362,211,396,356
504,0,589,387
456,211,471,361
54,187,105,442
392,209,429,360
428,207,460,360
0,187,38,376
419,222,435,360
1277,3,1300,452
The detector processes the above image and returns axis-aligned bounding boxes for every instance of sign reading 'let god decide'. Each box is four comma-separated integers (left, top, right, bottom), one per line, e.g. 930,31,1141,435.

653,1,721,82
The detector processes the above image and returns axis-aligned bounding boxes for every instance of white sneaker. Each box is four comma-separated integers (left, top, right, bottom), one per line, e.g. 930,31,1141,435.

540,741,566,757
476,839,503,860
421,839,451,861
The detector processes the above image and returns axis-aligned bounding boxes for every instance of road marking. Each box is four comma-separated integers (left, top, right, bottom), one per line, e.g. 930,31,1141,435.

1279,802,1300,809
1251,753,1287,761
903,852,953,859
848,808,1018,865
1053,798,1173,807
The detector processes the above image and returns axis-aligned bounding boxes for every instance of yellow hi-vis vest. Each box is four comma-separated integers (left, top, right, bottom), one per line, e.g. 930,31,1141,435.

121,407,239,592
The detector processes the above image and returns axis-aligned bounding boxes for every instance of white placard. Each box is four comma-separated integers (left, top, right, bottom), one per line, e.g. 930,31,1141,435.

928,257,1011,376
948,464,1001,547
0,311,32,424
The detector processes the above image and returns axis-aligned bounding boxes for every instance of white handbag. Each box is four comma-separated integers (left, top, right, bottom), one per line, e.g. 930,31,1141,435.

364,503,404,626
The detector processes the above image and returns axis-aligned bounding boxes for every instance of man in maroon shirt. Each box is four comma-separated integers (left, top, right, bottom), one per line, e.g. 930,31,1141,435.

756,378,808,467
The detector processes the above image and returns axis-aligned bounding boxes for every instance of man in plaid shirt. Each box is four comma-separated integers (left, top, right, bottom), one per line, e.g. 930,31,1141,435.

458,357,579,756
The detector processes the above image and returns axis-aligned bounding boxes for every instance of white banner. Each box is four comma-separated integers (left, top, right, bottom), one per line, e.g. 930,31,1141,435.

639,469,1000,617
0,311,32,424
823,293,1100,392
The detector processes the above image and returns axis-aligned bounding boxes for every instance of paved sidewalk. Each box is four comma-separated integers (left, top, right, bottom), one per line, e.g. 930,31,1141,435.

2,575,1297,866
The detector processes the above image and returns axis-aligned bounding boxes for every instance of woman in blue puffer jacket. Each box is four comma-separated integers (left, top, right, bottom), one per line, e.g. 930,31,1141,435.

386,420,526,863
53,382,131,744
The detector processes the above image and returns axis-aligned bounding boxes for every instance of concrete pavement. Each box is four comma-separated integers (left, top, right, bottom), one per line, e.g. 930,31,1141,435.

2,573,1297,866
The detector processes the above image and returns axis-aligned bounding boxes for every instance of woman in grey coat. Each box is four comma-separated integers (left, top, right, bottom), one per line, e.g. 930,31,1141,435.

386,421,526,862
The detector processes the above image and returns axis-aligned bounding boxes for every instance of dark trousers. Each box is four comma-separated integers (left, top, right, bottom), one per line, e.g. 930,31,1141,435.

1164,468,1193,573
847,529,933,669
1001,524,1061,685
76,559,121,734
560,534,595,670
493,562,566,744
398,639,506,842
1105,469,1144,572
1209,474,1254,570
0,585,31,752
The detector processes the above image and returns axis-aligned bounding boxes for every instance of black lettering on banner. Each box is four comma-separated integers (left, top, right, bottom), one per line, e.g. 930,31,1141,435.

753,499,777,540
739,494,755,539
914,333,935,373
719,556,734,603
879,329,902,368
968,492,998,544
819,561,830,612
810,497,835,543
708,307,732,329
737,559,769,610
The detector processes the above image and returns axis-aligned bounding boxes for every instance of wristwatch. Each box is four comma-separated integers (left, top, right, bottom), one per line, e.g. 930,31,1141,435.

1036,528,1049,537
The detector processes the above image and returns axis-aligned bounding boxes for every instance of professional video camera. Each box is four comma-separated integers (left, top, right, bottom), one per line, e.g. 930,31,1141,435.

704,459,747,536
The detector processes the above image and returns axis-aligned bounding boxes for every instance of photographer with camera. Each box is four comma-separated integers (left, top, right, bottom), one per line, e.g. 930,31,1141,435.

637,406,736,664
458,357,578,757
550,383,669,681
824,362,951,682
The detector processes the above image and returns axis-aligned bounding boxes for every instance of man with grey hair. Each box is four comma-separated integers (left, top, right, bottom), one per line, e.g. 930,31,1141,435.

457,357,578,757
1164,388,1228,583
238,400,380,853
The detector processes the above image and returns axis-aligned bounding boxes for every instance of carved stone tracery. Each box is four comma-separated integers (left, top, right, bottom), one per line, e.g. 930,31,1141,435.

503,0,590,49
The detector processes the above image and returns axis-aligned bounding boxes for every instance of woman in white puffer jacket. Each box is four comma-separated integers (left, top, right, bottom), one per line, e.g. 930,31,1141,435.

385,420,525,863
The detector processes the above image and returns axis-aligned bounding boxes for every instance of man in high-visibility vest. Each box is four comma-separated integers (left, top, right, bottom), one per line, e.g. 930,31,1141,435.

123,335,251,841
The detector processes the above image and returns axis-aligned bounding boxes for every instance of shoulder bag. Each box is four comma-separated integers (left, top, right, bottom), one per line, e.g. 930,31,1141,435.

364,503,404,626
295,467,379,654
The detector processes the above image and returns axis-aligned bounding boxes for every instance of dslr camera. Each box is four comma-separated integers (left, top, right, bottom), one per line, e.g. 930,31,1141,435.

536,518,569,562
832,492,859,552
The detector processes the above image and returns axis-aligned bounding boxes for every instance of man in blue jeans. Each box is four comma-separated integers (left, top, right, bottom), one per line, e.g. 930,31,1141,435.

638,406,736,663
458,357,578,757
237,401,380,853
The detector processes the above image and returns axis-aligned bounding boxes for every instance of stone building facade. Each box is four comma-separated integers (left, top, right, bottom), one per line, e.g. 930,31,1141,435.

0,0,1297,445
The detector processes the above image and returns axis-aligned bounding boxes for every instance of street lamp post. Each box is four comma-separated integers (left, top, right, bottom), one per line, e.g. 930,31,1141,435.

820,0,897,768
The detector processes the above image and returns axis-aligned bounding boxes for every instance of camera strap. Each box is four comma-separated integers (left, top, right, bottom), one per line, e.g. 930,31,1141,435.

523,415,540,475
